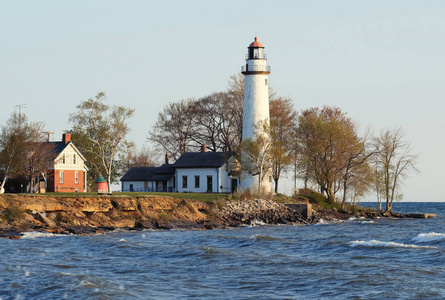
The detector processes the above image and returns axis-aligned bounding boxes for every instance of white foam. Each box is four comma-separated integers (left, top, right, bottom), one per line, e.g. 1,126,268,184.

350,240,438,249
314,219,328,225
412,232,445,243
20,232,57,239
249,219,267,226
360,221,375,224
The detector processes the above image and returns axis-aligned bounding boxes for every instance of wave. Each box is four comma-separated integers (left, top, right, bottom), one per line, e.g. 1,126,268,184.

350,240,438,249
199,245,226,254
412,232,445,243
20,232,60,239
249,219,267,226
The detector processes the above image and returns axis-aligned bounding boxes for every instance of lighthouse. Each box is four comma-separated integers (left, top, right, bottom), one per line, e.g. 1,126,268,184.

240,37,273,192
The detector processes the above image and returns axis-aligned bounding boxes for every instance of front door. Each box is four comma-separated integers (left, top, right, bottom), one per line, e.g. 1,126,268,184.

207,176,213,192
231,178,238,193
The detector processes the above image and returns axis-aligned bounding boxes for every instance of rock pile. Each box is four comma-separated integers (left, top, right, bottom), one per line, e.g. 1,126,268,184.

219,199,313,225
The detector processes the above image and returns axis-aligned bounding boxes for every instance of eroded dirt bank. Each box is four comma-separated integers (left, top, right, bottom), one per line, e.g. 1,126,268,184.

0,195,314,238
0,194,411,239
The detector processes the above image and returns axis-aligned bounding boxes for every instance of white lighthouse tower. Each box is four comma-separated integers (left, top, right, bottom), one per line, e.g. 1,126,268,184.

240,37,272,192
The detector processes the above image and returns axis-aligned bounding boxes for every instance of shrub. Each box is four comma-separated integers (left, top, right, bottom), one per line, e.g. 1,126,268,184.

1,206,26,222
158,210,173,221
233,188,253,200
204,198,226,211
273,193,294,204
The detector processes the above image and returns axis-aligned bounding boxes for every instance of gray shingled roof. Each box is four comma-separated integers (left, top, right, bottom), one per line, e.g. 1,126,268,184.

172,151,233,168
151,164,175,181
120,167,159,181
120,152,234,181
52,141,68,154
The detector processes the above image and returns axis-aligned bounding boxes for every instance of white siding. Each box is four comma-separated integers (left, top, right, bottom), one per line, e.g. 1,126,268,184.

175,162,235,193
54,144,86,171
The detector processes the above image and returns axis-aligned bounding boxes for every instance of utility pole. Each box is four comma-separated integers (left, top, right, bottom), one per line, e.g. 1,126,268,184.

15,104,27,116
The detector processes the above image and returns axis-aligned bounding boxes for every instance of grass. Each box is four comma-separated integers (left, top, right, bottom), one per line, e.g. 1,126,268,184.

18,191,231,203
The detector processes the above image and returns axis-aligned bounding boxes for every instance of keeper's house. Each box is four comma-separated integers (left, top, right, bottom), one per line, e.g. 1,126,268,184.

121,148,239,193
45,134,88,193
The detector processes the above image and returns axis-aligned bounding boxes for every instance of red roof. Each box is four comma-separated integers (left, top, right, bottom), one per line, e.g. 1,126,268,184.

249,37,263,48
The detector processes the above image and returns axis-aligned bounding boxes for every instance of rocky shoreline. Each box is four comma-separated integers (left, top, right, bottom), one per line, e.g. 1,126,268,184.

0,194,430,239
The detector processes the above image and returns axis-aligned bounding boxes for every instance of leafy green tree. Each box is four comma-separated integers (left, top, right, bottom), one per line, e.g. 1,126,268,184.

295,106,369,204
269,97,297,193
69,92,134,193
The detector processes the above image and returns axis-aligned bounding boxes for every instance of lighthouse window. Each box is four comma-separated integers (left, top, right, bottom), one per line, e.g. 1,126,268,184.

265,79,268,85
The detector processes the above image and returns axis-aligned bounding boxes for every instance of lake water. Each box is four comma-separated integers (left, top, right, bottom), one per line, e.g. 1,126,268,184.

1,202,444,299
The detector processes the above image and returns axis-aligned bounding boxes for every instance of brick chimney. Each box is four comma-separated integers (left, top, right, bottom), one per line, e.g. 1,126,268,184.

62,133,71,144
165,152,169,164
201,145,207,153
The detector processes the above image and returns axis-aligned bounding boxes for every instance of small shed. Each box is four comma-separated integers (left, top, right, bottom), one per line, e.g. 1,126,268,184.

95,176,109,194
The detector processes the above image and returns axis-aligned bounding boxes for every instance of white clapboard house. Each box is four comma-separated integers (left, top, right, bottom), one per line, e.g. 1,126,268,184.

121,148,239,193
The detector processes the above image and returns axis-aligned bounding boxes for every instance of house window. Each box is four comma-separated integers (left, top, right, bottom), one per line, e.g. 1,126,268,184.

182,176,188,188
75,171,79,184
73,154,77,165
62,154,66,164
194,176,200,188
60,171,64,184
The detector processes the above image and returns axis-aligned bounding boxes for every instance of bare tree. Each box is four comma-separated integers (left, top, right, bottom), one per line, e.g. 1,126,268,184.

190,92,243,152
373,127,419,211
190,93,225,152
339,129,375,209
22,123,57,193
119,141,158,174
150,99,195,161
0,112,29,193
241,120,273,195
69,92,134,193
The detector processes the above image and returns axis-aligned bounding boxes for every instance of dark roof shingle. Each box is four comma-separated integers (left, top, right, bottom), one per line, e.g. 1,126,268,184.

172,151,233,168
121,167,159,181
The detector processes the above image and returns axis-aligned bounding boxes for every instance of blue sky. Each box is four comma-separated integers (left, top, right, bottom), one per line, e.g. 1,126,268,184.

1,1,444,201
